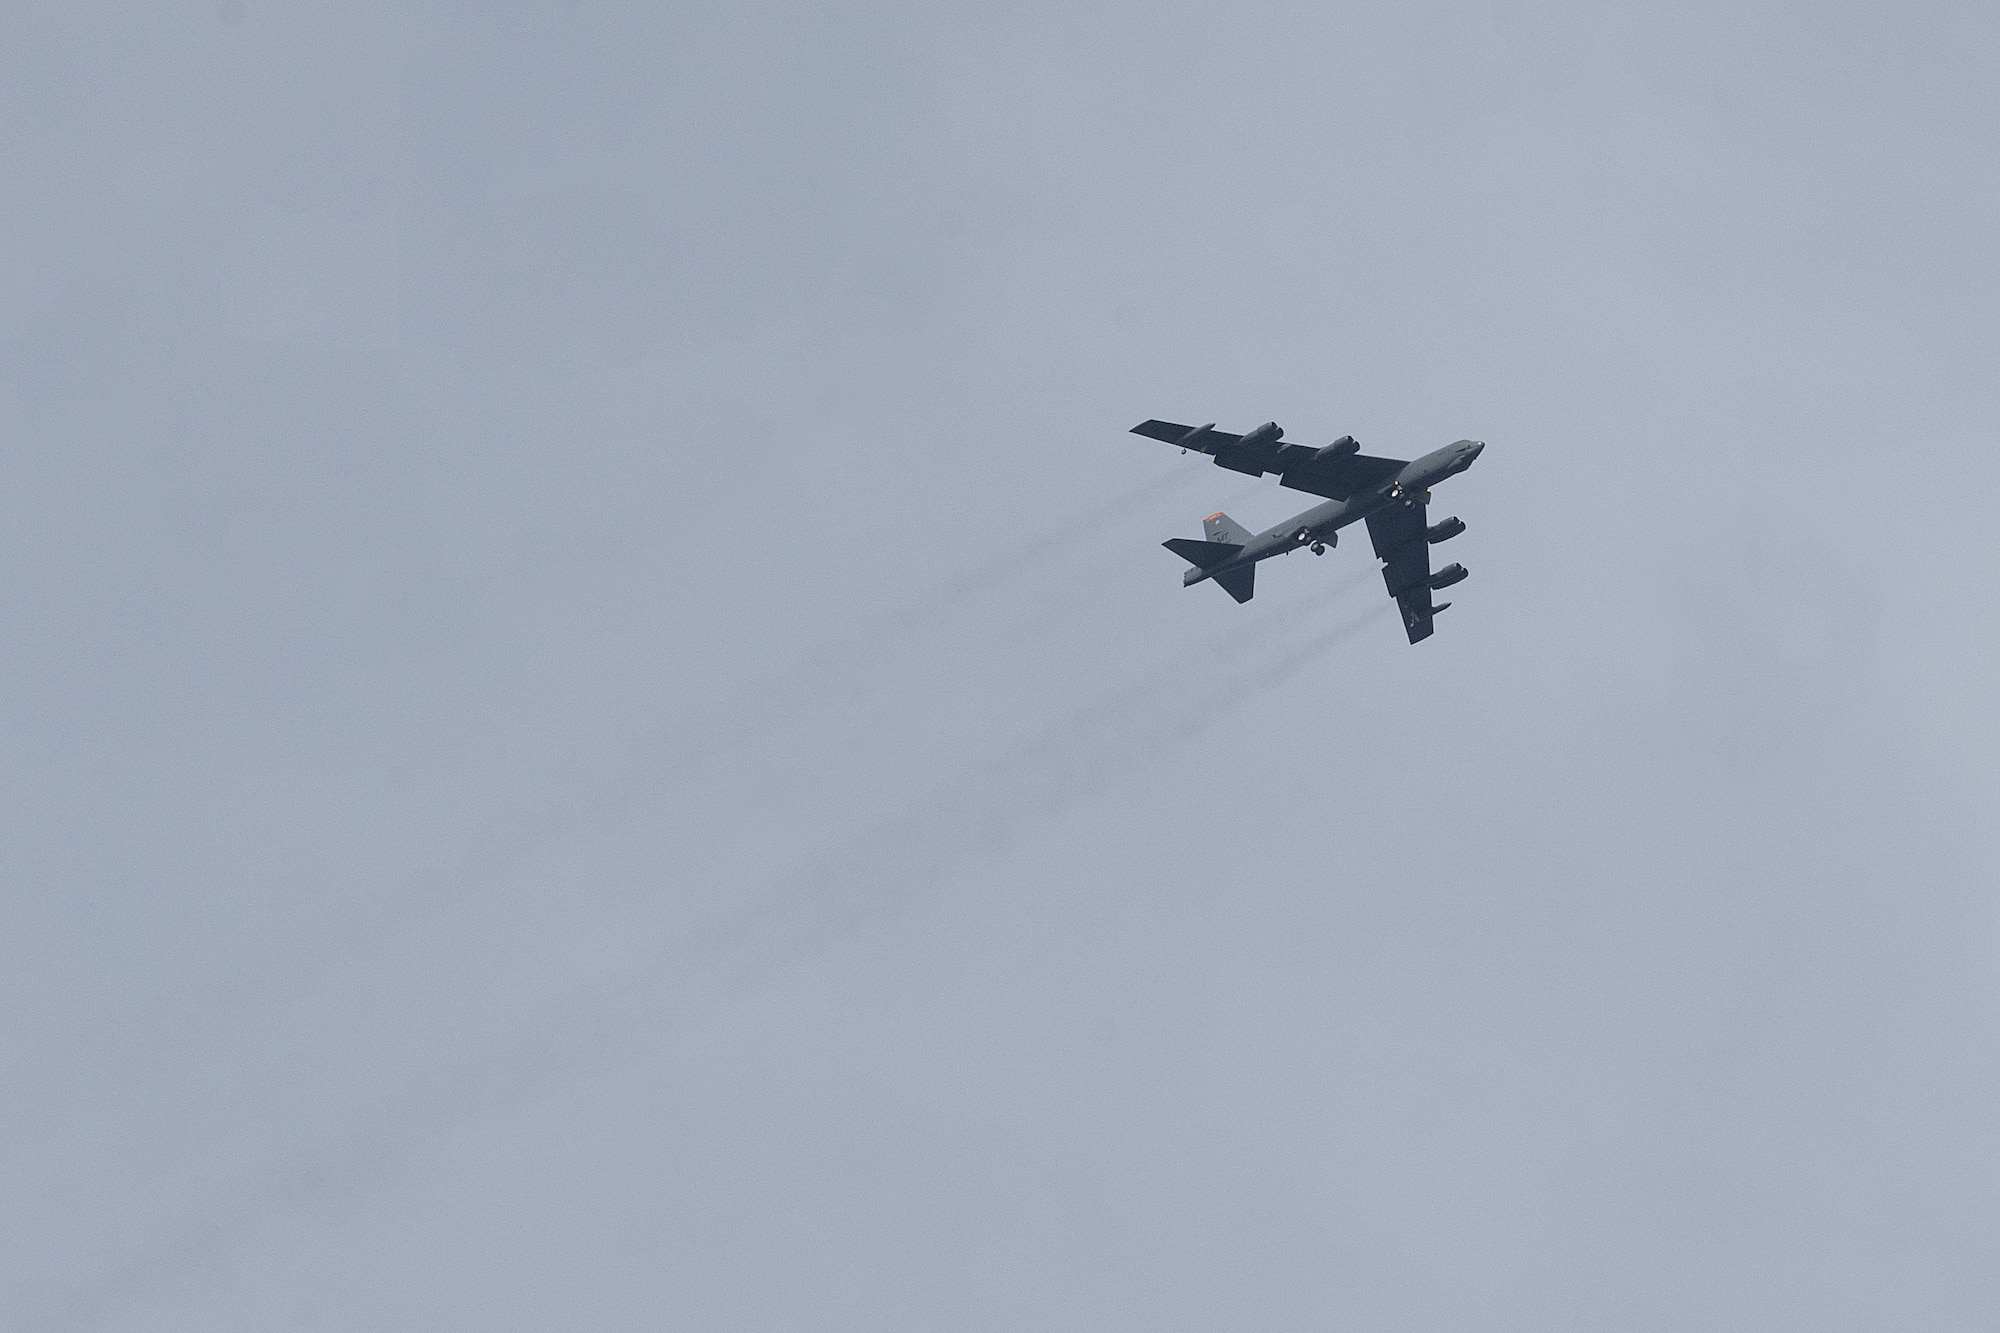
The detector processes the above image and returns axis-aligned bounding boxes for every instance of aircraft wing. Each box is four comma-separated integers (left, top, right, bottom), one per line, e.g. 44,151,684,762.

1132,419,1405,493
1136,416,1240,452
1366,499,1443,644
1131,419,1237,447
1276,448,1406,501
1131,419,1274,476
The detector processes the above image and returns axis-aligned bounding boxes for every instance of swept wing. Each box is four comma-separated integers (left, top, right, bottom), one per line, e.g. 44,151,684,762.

1366,500,1449,644
1131,418,1405,499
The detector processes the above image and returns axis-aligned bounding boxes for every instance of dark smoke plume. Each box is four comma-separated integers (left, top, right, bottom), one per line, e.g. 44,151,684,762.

194,464,1241,1029
22,578,1384,1331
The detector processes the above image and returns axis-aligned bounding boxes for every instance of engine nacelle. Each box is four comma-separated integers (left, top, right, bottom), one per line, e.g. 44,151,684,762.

1430,563,1468,590
1425,516,1465,544
1238,421,1283,450
1312,435,1359,464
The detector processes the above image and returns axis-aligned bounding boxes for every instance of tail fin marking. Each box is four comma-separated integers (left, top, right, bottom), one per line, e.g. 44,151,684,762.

1203,512,1255,545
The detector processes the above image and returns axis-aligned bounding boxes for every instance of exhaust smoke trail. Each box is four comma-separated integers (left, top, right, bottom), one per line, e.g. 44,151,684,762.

22,576,1385,1332
201,464,1246,1019
880,468,1268,632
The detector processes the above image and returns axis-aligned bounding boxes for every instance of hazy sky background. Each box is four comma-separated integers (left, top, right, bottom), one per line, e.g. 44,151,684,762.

5,2,1999,1328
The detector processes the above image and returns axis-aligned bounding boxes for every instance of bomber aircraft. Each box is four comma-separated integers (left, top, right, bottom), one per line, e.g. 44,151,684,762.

1132,419,1484,643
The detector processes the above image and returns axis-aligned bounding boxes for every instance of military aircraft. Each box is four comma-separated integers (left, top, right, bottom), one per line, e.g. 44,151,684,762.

1131,419,1485,643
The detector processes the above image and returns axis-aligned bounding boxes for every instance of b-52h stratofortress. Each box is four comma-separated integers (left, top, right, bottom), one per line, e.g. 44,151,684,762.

1132,419,1484,643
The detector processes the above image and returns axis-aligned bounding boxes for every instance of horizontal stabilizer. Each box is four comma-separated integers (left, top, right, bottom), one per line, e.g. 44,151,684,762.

1162,537,1244,570
1214,565,1255,603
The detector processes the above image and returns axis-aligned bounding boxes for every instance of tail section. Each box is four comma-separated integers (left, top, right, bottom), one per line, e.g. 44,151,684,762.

1162,535,1257,603
1203,512,1254,545
1213,565,1255,603
1162,537,1242,570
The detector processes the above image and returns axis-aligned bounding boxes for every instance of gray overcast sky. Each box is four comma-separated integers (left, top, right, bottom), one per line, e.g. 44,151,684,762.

5,2,1999,1328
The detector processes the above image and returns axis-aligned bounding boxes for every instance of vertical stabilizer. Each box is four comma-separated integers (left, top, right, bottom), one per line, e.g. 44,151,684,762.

1203,512,1254,545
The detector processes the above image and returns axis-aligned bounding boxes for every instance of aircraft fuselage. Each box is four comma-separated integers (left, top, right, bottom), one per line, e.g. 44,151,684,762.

1183,439,1483,587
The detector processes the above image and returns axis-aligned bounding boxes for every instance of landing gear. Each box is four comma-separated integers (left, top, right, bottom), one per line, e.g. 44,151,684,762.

1311,542,1326,555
